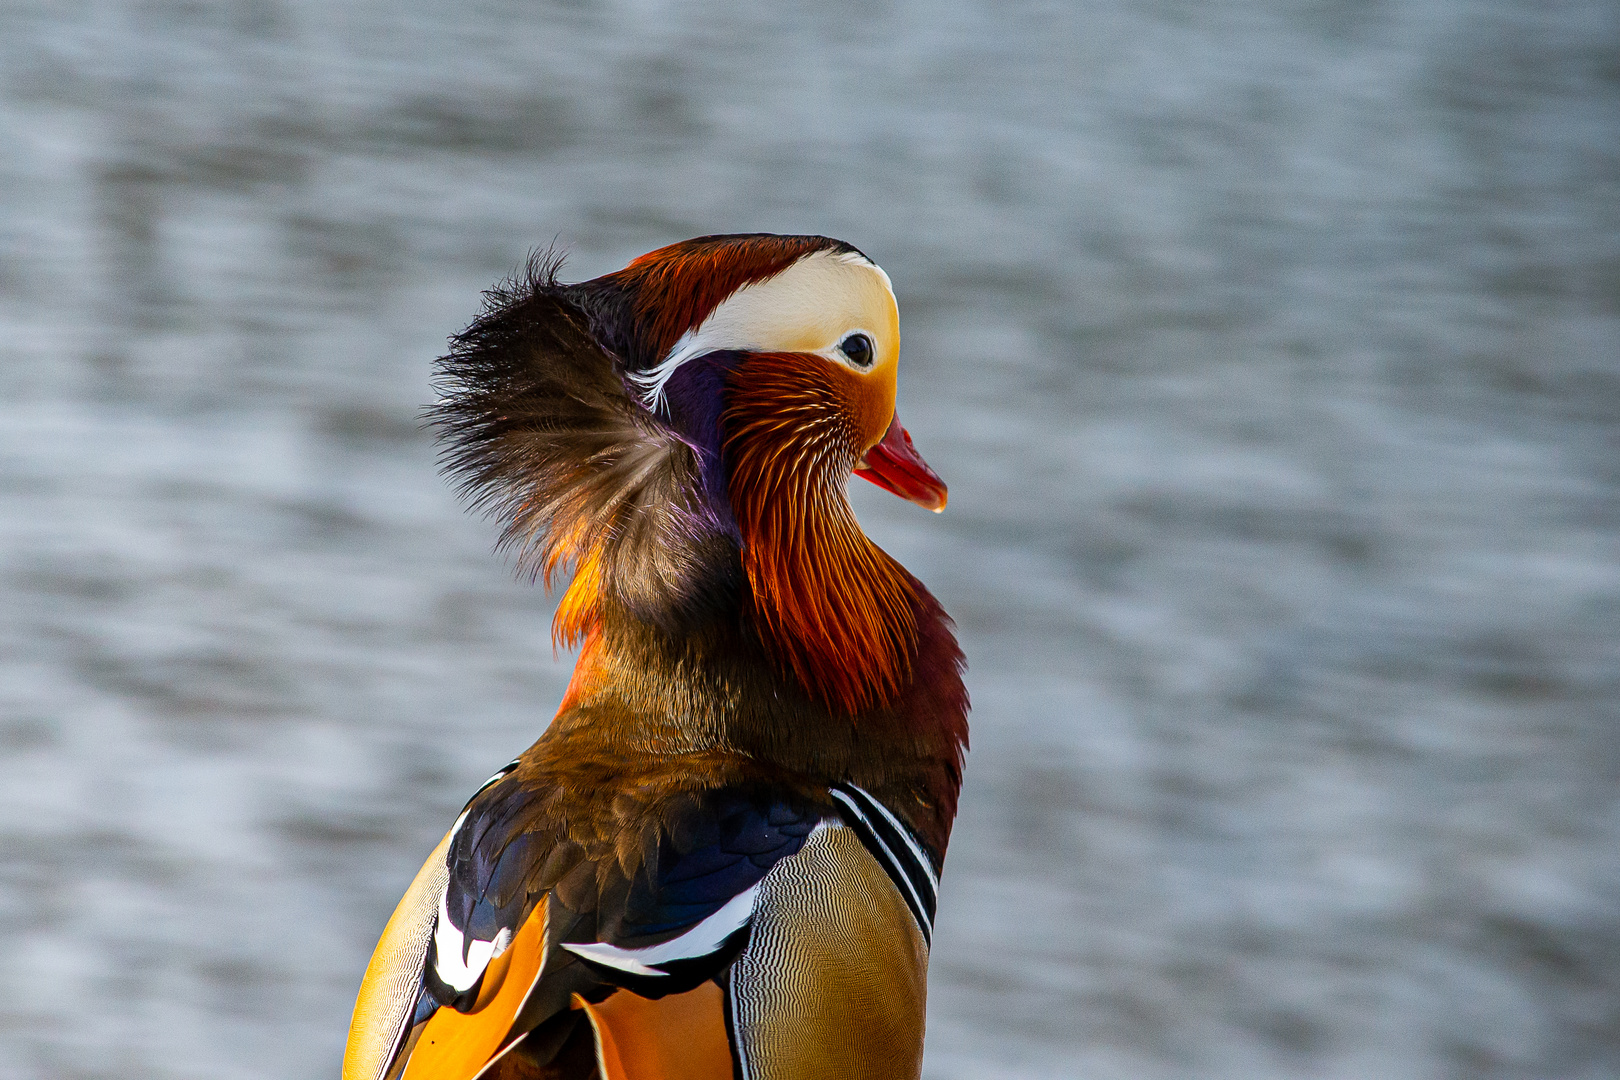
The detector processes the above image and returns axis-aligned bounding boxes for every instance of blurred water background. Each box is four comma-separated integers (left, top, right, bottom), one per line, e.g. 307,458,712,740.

2,1,1617,1076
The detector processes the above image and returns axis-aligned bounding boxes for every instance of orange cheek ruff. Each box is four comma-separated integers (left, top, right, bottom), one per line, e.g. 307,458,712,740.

724,353,918,714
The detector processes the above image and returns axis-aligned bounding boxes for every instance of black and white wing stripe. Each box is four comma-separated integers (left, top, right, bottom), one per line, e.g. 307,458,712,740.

827,783,940,946
557,793,820,998
421,759,522,1006
343,761,522,1080
560,885,758,994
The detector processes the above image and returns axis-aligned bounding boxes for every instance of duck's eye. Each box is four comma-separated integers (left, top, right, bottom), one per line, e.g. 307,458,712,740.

839,333,874,368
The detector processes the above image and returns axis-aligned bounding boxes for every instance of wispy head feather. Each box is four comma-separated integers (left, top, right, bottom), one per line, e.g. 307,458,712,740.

429,251,731,644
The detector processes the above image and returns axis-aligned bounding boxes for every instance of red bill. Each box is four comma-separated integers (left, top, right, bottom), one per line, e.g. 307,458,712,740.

855,413,947,512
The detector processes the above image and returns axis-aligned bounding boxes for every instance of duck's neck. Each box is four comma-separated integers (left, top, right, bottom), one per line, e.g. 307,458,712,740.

552,586,968,857
542,355,969,851
722,354,922,715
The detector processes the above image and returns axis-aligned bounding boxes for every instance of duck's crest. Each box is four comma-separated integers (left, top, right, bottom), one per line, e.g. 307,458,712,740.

429,251,729,644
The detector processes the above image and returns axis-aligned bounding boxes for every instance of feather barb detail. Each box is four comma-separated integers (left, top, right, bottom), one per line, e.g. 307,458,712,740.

725,353,919,713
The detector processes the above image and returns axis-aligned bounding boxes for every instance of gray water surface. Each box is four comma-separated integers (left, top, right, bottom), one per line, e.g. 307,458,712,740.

2,1,1618,1077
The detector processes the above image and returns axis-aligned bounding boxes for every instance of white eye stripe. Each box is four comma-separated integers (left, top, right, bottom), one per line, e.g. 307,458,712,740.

627,250,897,413
836,248,892,291
628,326,723,412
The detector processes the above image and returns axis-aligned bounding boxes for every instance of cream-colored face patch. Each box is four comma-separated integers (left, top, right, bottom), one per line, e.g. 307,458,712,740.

631,250,901,412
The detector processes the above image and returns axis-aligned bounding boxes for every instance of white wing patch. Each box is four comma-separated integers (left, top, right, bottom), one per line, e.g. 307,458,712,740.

426,760,521,994
561,882,762,977
433,891,502,993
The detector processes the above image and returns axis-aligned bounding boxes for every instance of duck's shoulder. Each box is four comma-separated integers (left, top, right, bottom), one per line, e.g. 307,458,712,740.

346,744,945,1080
444,740,945,988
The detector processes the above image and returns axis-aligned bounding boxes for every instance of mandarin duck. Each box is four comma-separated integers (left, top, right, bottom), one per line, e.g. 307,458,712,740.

343,234,969,1080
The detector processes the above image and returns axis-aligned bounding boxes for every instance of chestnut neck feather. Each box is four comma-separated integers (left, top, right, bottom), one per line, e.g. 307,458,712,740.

553,586,968,856
724,352,919,714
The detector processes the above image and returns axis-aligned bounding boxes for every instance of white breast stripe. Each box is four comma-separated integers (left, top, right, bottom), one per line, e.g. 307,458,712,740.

728,966,755,1080
444,760,519,841
725,821,929,1078
562,883,760,977
472,760,520,801
827,787,935,937
843,785,939,893
428,759,523,993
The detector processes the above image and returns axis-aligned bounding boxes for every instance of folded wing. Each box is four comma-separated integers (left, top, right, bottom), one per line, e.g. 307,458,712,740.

343,768,826,1080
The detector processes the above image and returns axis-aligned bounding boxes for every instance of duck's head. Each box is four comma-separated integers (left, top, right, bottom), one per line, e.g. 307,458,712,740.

434,234,949,713
599,234,945,515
